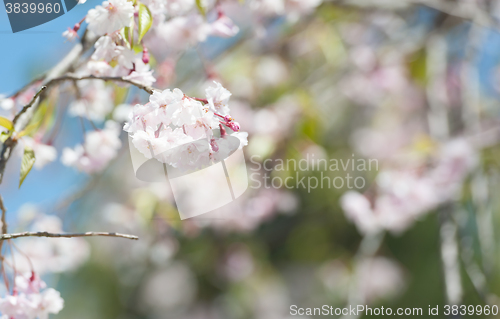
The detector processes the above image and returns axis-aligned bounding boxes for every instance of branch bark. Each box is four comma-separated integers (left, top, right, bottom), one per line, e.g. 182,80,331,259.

0,231,138,241
45,74,156,95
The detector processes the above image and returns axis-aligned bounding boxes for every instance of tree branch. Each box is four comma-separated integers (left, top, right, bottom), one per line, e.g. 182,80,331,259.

0,231,138,241
45,74,156,95
12,86,47,125
0,196,7,235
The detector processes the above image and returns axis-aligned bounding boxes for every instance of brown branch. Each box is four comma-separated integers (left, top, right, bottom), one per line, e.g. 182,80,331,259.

0,196,9,290
12,86,47,125
0,138,17,184
45,74,156,95
0,196,6,235
0,231,138,241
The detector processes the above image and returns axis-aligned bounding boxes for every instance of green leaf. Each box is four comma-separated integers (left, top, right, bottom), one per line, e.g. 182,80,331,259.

132,43,143,54
137,3,153,43
122,26,132,49
0,132,10,143
0,117,13,131
19,147,35,188
195,0,205,16
16,122,39,138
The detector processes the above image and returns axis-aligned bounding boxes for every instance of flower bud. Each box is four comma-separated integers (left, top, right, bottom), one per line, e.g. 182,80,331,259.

229,121,240,132
219,124,227,137
142,48,150,64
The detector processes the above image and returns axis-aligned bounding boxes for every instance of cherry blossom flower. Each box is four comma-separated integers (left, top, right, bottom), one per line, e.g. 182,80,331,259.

231,131,249,149
123,59,156,87
154,14,211,52
205,81,231,115
0,273,64,319
356,257,406,304
146,88,203,127
132,126,192,162
184,110,219,140
62,121,122,173
123,103,158,133
62,21,82,41
86,0,135,36
86,60,113,77
168,98,204,127
0,95,14,111
149,88,184,118
68,81,114,122
140,0,167,22
113,103,134,122
92,35,124,62
125,84,248,172
250,0,286,16
62,28,79,41
0,294,34,319
116,48,136,70
165,0,195,16
341,139,478,235
209,14,240,38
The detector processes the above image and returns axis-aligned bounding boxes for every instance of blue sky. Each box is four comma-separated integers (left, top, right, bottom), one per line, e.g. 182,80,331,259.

0,1,101,220
0,0,99,94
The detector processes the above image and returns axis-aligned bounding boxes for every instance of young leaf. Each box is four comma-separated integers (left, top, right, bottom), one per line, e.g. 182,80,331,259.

138,3,153,43
0,132,10,143
121,27,131,49
16,121,40,138
0,117,13,131
195,0,206,16
19,147,36,188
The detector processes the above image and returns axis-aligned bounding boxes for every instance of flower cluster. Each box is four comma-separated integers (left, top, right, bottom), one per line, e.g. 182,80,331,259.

125,81,247,173
0,273,64,319
62,120,122,173
63,0,245,90
341,139,478,235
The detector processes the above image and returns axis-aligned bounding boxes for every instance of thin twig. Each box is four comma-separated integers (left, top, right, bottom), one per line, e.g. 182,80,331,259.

0,196,9,291
12,86,47,125
0,196,6,235
0,231,139,241
45,75,156,95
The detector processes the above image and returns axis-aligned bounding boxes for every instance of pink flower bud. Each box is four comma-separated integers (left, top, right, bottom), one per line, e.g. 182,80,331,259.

142,48,150,64
219,124,227,137
73,23,81,32
229,121,240,132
